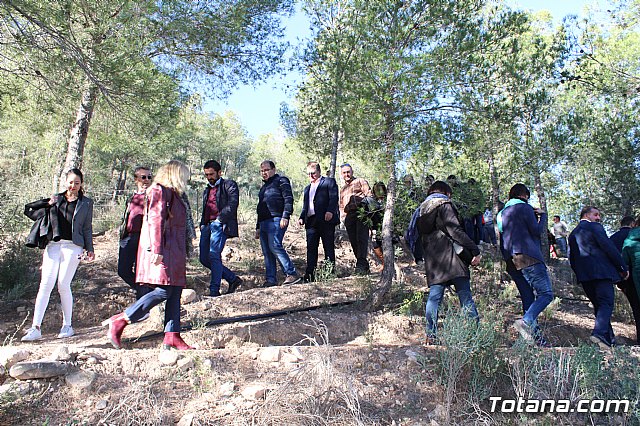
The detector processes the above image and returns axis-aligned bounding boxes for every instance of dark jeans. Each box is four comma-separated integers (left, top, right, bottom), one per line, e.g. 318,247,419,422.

304,216,336,278
125,286,183,332
425,276,479,338
412,238,424,262
483,223,496,245
507,267,550,336
117,232,150,300
199,221,237,294
618,279,640,344
581,279,616,346
344,211,370,272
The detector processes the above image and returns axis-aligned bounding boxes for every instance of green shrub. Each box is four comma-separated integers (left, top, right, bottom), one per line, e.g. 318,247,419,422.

0,236,40,300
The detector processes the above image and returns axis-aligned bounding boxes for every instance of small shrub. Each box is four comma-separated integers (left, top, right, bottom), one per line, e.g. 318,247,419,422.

395,291,425,317
539,296,562,321
0,236,40,300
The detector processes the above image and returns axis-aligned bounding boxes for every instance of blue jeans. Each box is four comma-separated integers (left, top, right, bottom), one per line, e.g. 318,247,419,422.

125,286,182,332
199,221,237,294
520,262,554,327
259,217,296,284
581,279,616,346
425,276,479,338
555,237,567,256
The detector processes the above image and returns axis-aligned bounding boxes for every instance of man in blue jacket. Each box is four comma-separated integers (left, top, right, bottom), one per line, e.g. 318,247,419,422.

200,160,243,297
256,160,300,287
569,206,629,349
298,162,339,282
498,183,554,347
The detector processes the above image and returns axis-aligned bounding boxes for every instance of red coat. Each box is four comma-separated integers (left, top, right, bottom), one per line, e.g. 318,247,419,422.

136,184,187,287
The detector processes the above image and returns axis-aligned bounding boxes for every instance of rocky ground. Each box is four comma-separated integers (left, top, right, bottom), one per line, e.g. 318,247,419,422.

0,224,637,425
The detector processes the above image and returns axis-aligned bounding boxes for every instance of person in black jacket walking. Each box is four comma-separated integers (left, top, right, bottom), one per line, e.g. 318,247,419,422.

256,160,300,286
298,161,339,282
199,160,243,297
416,181,481,344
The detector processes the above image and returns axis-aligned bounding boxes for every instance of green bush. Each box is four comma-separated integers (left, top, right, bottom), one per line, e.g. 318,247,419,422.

0,236,40,300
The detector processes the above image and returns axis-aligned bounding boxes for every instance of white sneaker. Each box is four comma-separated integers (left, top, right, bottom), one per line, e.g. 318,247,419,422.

57,325,74,339
21,327,42,342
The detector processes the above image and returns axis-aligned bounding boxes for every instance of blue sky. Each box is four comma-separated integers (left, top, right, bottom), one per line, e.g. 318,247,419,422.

204,1,604,138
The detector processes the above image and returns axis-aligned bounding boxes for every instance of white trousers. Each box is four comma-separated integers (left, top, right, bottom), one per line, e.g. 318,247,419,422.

32,240,82,327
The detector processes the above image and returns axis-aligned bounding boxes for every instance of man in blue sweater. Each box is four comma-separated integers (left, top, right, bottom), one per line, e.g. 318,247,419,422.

256,160,301,287
498,183,554,347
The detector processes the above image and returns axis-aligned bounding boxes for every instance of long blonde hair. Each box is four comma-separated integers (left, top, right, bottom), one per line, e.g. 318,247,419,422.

153,160,190,195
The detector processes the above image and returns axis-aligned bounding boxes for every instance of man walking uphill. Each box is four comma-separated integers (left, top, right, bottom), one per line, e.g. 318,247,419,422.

339,163,372,275
298,161,339,282
569,206,628,349
256,160,301,287
199,160,243,297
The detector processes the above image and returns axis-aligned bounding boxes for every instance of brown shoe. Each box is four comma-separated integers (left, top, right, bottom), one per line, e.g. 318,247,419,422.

284,274,302,285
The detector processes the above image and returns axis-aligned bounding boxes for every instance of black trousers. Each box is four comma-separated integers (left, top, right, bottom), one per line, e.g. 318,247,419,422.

304,215,336,278
618,278,640,344
344,211,370,272
117,232,150,300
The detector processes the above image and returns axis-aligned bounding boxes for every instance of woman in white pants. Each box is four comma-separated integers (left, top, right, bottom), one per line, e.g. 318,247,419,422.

22,168,94,341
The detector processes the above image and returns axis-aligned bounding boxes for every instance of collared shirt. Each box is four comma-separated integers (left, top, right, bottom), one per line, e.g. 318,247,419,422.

339,177,371,218
307,179,321,216
204,180,220,223
126,192,146,234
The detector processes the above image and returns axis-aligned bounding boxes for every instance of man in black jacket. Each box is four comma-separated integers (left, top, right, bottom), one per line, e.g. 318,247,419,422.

298,162,339,282
256,160,300,286
199,160,243,297
117,166,152,300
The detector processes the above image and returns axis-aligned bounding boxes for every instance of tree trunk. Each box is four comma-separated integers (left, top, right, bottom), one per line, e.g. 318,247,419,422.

533,172,550,262
60,82,99,184
364,102,396,311
329,127,342,179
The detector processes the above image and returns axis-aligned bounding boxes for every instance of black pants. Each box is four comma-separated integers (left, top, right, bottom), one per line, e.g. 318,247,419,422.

304,216,336,278
344,211,370,272
117,232,150,300
618,278,640,344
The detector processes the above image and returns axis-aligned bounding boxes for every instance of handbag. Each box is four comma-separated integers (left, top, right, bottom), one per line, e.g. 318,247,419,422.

439,229,474,265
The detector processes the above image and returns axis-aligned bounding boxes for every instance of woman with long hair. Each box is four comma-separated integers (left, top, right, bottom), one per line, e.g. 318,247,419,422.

22,168,94,341
104,160,194,350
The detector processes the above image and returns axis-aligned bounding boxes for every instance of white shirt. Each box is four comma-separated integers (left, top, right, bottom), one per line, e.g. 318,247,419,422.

307,179,321,216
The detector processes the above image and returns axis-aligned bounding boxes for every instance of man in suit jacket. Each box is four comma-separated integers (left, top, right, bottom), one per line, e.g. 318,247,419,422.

610,216,635,253
199,160,243,297
298,162,339,282
569,206,629,348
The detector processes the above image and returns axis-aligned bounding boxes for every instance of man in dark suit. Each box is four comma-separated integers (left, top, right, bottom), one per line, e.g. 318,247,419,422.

569,206,629,348
298,162,339,282
199,160,243,297
610,216,635,253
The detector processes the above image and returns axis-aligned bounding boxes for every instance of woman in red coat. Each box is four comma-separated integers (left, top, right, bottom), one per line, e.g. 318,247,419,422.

105,160,193,350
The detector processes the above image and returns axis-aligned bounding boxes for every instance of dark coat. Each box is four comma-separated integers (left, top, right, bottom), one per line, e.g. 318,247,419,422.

299,177,339,228
499,202,546,263
610,227,632,254
24,199,51,249
416,196,480,286
569,220,627,283
24,194,94,252
257,174,294,224
199,178,239,238
136,184,187,287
